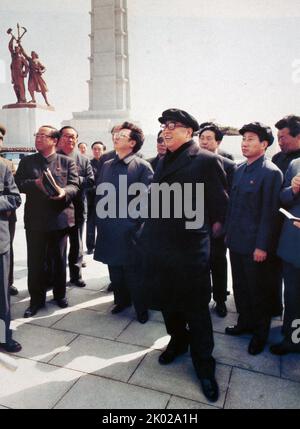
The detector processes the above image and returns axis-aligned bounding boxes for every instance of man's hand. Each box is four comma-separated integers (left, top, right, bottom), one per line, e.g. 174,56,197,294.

50,187,66,200
291,174,300,195
293,221,300,229
253,248,267,262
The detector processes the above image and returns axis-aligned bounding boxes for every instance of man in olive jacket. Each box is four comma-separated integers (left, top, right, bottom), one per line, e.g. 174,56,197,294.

141,109,228,403
15,125,79,318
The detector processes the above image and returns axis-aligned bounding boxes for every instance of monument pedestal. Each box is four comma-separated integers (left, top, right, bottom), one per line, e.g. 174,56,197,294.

0,105,58,148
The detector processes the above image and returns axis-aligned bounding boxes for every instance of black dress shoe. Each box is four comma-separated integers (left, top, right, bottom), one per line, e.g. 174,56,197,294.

111,304,130,314
55,298,69,308
137,311,148,324
215,302,227,318
225,325,250,336
200,377,219,402
248,336,266,355
159,344,189,365
0,339,22,353
9,285,19,296
270,341,300,356
70,279,86,288
24,304,44,318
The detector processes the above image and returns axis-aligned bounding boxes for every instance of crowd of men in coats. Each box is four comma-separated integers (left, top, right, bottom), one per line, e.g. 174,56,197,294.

0,110,300,403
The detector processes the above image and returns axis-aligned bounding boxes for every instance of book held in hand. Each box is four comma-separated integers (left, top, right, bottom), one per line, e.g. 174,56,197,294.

279,208,300,222
42,168,60,197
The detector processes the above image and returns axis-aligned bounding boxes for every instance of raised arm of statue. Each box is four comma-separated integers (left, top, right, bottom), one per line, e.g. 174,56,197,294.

8,37,14,54
18,41,30,62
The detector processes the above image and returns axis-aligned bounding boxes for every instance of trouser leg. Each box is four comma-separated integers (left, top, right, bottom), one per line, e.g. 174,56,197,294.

162,310,189,345
26,230,47,307
241,255,271,341
48,229,68,301
86,206,96,251
68,224,83,281
211,236,227,303
230,251,253,328
187,307,216,378
8,219,16,287
0,251,11,343
108,265,131,307
124,264,147,315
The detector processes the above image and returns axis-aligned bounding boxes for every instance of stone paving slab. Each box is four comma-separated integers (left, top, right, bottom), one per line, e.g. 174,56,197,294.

117,320,170,350
11,323,77,363
11,294,74,329
67,287,114,313
225,367,300,409
281,354,300,383
167,396,218,410
83,276,111,292
128,349,231,407
49,335,149,382
51,308,132,340
214,332,280,377
54,374,171,409
0,358,81,409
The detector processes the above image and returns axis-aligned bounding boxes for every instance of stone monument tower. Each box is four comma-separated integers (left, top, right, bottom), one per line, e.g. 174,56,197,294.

63,0,132,145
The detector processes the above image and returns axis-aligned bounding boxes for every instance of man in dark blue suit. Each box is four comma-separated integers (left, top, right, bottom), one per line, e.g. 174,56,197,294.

225,122,283,355
270,158,300,355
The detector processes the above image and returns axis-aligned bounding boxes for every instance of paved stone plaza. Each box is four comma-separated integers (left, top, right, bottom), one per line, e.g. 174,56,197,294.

0,203,300,410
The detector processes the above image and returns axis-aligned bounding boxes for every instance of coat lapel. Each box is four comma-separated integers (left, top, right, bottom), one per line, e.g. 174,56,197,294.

155,141,199,182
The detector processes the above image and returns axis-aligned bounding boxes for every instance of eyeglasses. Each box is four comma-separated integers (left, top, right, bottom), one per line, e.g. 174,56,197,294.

114,132,130,139
160,122,189,131
34,133,52,138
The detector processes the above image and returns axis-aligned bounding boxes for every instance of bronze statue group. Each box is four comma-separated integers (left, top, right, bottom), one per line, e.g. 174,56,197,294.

7,25,50,106
1,111,300,404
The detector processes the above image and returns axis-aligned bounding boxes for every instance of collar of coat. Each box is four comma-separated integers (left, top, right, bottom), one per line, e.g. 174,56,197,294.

154,139,199,181
112,152,138,165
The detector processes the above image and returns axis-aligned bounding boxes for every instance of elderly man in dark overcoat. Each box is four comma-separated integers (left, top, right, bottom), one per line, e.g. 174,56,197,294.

141,109,228,403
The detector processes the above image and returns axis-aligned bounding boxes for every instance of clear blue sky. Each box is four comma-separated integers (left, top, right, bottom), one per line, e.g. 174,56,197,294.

1,0,300,136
